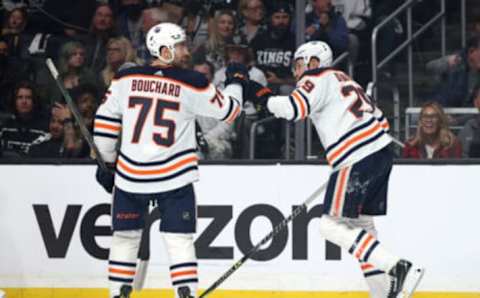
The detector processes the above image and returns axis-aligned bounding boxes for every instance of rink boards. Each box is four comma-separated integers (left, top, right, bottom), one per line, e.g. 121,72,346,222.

0,164,479,297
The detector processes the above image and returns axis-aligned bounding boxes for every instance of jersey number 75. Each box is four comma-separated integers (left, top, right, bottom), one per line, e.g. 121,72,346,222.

129,96,179,147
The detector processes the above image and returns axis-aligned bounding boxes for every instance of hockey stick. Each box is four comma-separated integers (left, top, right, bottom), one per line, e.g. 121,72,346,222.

46,58,149,290
199,181,328,298
45,58,109,172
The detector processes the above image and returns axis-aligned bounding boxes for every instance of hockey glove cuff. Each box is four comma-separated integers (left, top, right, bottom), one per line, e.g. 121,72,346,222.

225,63,249,88
95,162,115,194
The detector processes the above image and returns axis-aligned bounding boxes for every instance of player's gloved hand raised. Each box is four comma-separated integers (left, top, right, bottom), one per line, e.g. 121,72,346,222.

225,62,249,89
244,80,274,116
95,162,115,194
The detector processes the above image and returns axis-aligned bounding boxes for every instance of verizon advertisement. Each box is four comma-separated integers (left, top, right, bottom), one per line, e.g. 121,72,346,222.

0,164,479,292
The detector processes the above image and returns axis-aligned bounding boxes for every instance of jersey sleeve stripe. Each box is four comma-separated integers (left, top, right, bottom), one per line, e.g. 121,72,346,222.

291,91,306,119
220,96,234,122
296,89,311,115
95,115,122,123
94,122,121,132
288,96,299,120
93,132,118,139
226,104,241,124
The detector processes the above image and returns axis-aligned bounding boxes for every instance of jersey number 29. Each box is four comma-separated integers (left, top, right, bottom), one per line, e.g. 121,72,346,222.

129,97,179,146
335,72,374,118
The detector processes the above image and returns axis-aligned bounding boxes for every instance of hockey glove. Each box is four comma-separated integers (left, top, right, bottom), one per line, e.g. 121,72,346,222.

244,80,274,116
225,62,249,88
95,163,115,194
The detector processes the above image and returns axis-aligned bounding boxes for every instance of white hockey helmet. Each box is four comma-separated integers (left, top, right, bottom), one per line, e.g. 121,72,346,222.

293,41,333,68
146,22,186,64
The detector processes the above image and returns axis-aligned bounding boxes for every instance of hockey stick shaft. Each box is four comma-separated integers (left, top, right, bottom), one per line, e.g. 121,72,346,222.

199,181,328,298
46,58,151,289
45,58,109,172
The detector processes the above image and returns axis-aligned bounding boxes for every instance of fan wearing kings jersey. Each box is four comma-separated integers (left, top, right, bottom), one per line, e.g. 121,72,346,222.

93,23,246,298
265,41,425,298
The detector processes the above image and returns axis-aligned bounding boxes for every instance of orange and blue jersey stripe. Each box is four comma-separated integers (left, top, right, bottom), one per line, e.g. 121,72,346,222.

325,117,387,168
220,95,241,124
94,115,121,139
289,89,311,121
115,148,199,183
375,112,390,132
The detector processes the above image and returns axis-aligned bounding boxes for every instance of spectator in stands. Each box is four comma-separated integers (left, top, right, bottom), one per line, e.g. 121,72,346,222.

116,0,145,49
192,9,244,71
472,17,480,37
137,7,170,62
250,1,295,94
331,0,372,63
179,1,210,51
1,7,28,35
0,37,30,111
52,84,98,158
29,105,66,158
238,0,266,43
305,0,349,56
212,40,267,88
426,35,480,107
192,60,234,160
192,59,213,79
161,0,186,25
46,41,100,103
403,101,462,159
80,3,117,73
1,7,31,59
458,85,480,157
0,81,49,157
101,37,140,87
40,0,97,34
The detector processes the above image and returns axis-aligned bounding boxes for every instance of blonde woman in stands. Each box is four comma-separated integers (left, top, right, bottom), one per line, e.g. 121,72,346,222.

192,9,245,71
101,37,141,87
403,101,462,159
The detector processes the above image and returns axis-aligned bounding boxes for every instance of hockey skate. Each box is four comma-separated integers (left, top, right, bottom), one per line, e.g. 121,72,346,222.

387,259,425,298
178,286,194,298
114,285,132,298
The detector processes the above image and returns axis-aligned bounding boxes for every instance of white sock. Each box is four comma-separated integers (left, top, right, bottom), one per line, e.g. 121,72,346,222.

349,217,391,298
108,230,142,298
164,232,198,298
360,262,389,298
319,215,399,272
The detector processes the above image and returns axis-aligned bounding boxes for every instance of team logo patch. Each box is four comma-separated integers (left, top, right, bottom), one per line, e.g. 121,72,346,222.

182,211,191,221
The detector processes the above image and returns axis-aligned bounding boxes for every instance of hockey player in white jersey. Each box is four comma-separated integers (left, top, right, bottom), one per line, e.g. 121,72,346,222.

265,41,425,298
93,23,248,298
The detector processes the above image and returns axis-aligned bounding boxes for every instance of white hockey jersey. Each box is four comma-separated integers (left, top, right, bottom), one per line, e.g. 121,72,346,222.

268,68,391,169
94,66,242,193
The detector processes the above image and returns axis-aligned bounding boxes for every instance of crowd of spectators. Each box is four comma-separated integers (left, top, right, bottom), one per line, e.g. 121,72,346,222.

0,0,477,161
